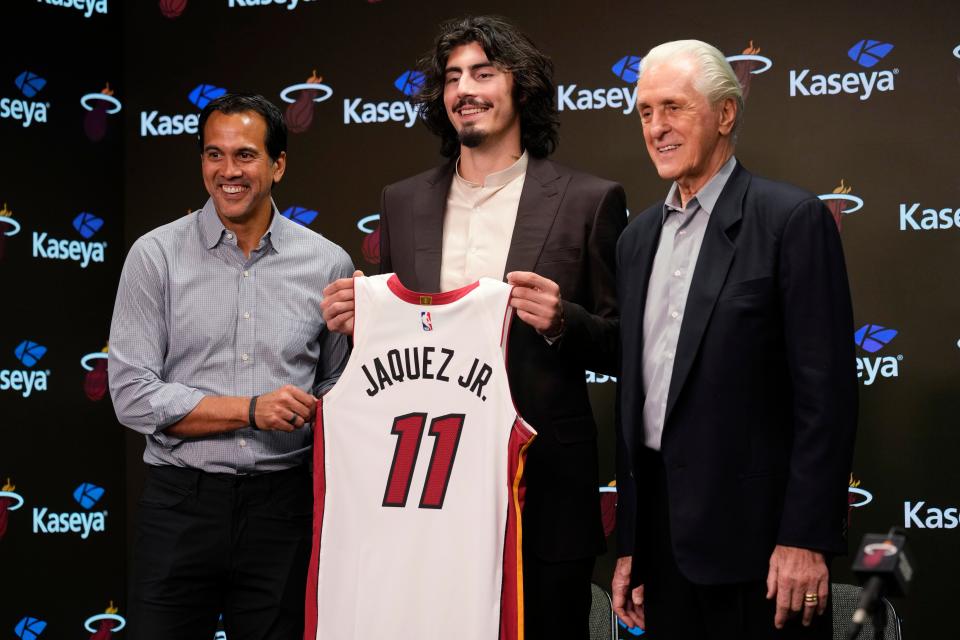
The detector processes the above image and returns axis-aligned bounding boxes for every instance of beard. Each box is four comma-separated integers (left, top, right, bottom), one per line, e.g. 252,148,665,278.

458,125,487,148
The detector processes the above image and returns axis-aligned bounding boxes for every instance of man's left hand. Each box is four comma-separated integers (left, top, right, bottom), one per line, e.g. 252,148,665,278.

766,544,829,629
506,271,563,339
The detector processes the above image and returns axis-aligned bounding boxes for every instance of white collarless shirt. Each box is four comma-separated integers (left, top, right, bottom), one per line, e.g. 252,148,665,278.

440,152,528,291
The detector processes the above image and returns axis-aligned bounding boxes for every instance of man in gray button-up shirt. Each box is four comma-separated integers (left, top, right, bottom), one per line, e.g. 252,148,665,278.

109,93,352,640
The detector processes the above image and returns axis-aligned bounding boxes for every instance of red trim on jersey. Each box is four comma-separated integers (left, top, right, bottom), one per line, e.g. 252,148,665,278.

386,273,480,305
304,398,326,640
501,418,535,640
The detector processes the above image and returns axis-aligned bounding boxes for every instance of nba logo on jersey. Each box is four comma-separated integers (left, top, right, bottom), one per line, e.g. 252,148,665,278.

420,311,433,331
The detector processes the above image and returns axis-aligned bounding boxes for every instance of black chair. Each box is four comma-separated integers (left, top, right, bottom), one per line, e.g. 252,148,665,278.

589,582,617,640
831,582,902,640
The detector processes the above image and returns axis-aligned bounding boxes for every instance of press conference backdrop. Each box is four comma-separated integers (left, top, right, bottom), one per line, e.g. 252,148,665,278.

1,1,957,638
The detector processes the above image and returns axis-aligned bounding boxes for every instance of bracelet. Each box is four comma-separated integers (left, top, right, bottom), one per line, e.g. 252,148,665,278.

248,395,260,430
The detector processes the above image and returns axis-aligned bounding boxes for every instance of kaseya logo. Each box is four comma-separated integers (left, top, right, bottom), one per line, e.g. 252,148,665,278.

36,0,107,18
227,0,316,9
2,341,50,398
818,179,864,231
343,70,422,128
790,39,897,101
81,344,109,401
2,71,49,128
14,616,46,640
855,324,901,386
33,482,108,539
282,70,332,133
558,54,641,114
81,83,122,142
0,478,25,541
905,500,959,529
33,212,107,268
356,213,380,266
899,201,960,231
84,602,125,639
140,83,227,137
0,202,22,261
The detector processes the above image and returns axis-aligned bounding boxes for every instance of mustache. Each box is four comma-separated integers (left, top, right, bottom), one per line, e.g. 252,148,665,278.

453,97,493,112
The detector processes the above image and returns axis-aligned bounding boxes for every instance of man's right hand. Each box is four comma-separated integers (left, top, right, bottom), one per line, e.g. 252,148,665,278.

612,555,645,631
321,270,363,336
255,385,317,431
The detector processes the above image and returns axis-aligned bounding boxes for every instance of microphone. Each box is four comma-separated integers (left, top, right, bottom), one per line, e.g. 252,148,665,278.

847,528,913,640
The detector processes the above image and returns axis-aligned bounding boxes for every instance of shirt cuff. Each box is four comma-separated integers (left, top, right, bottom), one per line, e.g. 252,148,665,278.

148,383,205,445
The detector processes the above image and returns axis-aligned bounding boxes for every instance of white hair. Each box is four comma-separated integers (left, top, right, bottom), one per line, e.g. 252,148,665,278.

638,39,744,135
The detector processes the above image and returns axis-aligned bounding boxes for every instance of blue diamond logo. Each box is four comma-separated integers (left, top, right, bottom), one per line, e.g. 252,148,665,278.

847,40,894,68
73,483,105,509
72,212,104,239
14,617,47,640
188,84,227,109
281,206,319,226
854,324,897,354
394,70,425,97
15,71,46,99
611,55,643,84
14,340,47,367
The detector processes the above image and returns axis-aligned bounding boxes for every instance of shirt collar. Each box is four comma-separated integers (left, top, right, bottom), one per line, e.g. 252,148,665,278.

198,197,283,253
454,150,529,188
662,155,737,223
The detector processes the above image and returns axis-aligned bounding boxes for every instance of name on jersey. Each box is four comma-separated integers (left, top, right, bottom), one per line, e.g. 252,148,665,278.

361,346,494,402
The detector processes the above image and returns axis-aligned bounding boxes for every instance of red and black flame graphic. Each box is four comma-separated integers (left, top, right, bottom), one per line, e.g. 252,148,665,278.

85,347,110,401
88,602,120,640
285,70,324,134
825,180,853,231
0,202,14,262
84,84,114,142
600,482,617,538
159,0,187,18
361,223,381,265
730,41,763,101
0,478,16,541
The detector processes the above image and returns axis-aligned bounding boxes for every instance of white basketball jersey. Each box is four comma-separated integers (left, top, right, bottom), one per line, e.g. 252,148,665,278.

305,274,536,640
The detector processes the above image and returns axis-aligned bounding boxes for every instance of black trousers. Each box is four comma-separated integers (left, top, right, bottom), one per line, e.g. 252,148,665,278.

523,545,596,640
633,448,832,640
130,465,312,640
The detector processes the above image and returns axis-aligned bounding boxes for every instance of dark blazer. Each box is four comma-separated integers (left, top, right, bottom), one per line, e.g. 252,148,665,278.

380,156,627,561
616,162,857,584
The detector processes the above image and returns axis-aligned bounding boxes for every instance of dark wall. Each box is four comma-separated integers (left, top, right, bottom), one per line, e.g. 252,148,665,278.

2,1,958,638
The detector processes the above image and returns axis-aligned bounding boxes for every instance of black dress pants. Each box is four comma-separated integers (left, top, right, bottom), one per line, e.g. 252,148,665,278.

633,448,832,640
523,549,596,640
130,465,312,640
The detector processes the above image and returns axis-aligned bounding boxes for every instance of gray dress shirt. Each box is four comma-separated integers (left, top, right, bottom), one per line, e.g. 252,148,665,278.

642,156,736,450
109,199,353,473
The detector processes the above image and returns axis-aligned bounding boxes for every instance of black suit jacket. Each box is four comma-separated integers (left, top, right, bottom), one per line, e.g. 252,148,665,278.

380,156,627,561
616,162,857,584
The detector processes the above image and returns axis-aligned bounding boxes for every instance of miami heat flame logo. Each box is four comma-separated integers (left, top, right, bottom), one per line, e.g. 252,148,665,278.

726,40,773,100
819,180,864,231
600,481,617,537
281,70,333,134
0,478,25,541
84,601,126,639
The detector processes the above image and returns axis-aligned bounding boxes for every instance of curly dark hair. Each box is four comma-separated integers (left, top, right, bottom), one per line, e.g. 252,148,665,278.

414,15,559,158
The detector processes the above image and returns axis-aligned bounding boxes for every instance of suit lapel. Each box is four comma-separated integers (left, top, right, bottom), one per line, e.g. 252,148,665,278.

502,157,568,276
413,162,455,292
664,164,750,424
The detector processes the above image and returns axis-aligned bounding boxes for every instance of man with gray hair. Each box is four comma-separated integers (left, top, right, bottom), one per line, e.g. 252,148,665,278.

612,40,857,638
